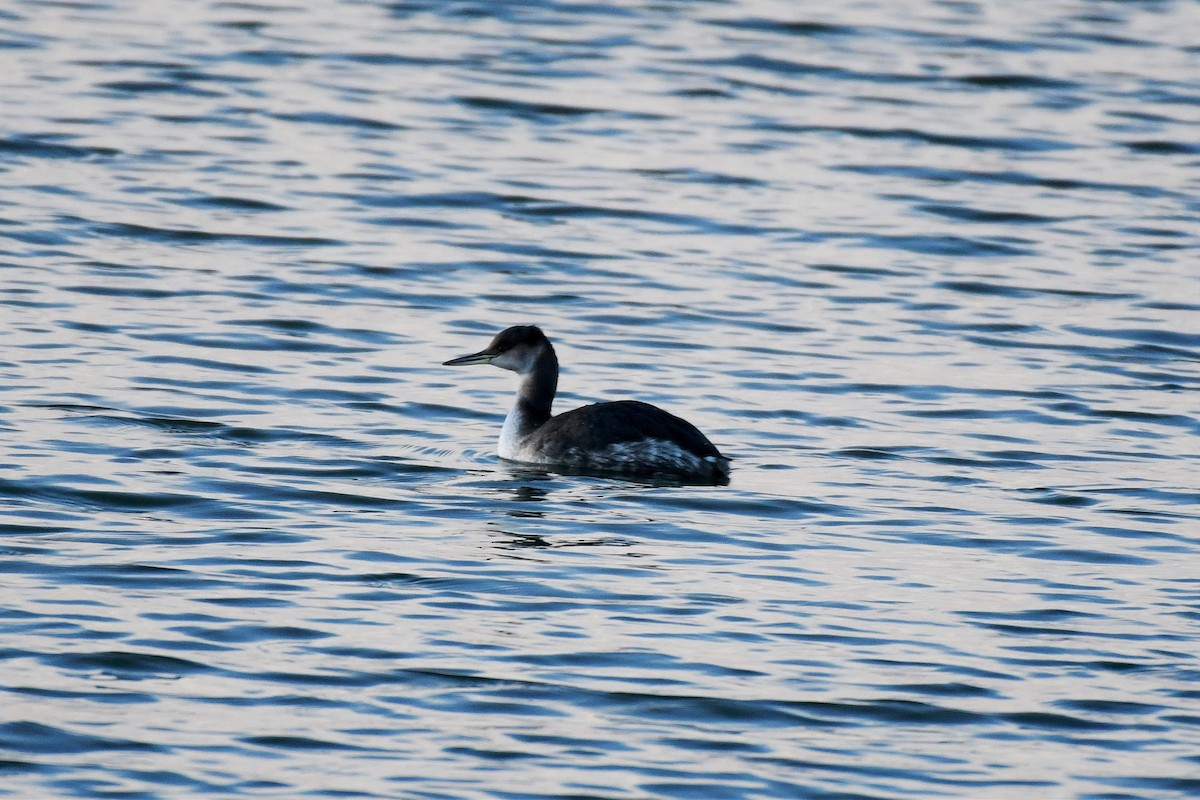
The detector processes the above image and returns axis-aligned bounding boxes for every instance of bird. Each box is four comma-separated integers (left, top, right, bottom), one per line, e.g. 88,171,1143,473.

443,325,730,482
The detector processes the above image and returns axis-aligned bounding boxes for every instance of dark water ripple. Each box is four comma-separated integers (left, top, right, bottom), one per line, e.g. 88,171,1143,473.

1,0,1198,798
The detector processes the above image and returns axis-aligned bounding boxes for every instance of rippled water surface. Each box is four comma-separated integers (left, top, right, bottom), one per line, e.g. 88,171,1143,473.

2,0,1199,798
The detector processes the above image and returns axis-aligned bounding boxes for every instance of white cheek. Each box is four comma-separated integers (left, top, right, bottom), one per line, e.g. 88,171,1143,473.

491,352,517,370
492,349,533,373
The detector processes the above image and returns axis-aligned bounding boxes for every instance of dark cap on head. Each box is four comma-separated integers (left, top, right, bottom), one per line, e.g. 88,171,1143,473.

489,325,547,352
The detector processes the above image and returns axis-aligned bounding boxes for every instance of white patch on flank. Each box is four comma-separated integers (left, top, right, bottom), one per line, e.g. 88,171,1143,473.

565,439,704,472
500,422,724,476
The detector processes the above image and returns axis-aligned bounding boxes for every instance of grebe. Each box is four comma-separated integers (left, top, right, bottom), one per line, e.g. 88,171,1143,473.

443,326,730,481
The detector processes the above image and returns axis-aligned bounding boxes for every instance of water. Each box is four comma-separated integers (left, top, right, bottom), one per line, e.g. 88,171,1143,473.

2,0,1198,797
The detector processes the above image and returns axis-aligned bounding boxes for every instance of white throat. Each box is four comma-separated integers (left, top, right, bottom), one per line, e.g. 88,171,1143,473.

495,365,553,463
498,401,528,460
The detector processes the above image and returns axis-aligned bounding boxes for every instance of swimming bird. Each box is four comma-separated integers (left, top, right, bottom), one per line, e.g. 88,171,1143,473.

443,326,730,482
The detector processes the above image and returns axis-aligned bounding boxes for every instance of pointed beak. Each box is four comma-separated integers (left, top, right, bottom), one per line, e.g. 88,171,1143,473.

443,348,497,367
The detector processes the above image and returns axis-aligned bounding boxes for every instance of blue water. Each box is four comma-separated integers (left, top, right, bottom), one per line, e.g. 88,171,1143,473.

2,0,1199,798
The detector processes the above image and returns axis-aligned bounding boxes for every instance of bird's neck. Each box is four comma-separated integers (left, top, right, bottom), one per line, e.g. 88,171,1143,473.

500,348,557,451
